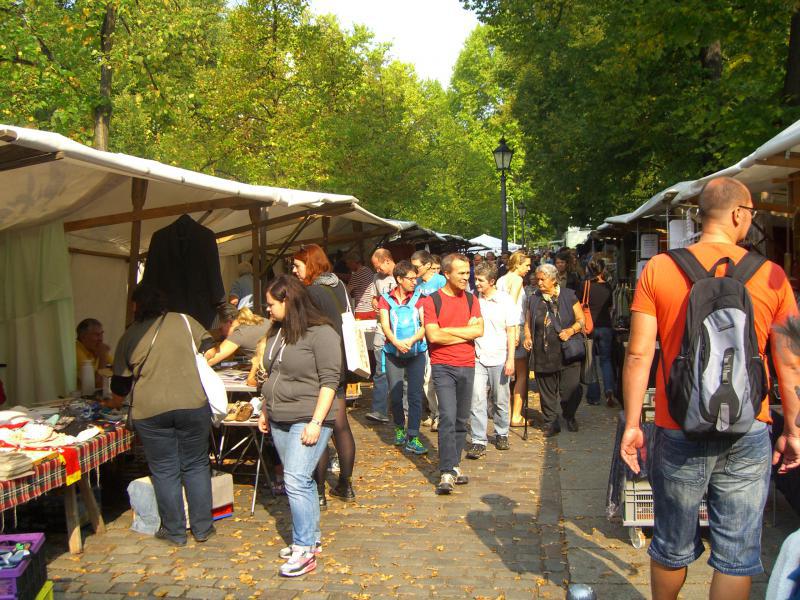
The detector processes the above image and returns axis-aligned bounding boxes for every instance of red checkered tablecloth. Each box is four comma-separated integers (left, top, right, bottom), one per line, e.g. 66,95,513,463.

0,426,133,512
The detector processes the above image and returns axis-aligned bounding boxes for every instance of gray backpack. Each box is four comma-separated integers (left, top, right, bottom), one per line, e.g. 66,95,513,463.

664,248,768,437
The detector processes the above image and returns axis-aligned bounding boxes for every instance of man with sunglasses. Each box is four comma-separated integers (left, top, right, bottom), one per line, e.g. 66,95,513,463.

621,177,800,600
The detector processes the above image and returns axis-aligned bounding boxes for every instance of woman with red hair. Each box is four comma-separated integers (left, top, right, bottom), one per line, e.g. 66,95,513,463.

292,244,357,505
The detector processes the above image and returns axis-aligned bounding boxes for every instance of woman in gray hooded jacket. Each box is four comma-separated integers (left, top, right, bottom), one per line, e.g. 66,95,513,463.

292,244,357,505
258,275,341,577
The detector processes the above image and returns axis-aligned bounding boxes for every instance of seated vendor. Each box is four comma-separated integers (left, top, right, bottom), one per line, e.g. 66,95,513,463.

76,318,113,387
205,307,268,367
229,261,254,309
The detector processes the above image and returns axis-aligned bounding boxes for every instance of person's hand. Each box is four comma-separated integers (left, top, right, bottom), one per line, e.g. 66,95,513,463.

468,317,479,326
301,422,321,445
620,426,644,474
98,342,111,357
558,329,573,341
504,359,515,378
396,339,412,354
773,434,800,474
523,337,532,351
257,412,270,434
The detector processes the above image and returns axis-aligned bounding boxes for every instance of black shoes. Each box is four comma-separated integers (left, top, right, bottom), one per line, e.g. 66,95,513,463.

329,477,356,502
155,527,187,547
606,390,617,407
193,525,216,543
317,484,327,511
543,421,561,438
495,435,510,451
466,443,486,459
566,418,579,432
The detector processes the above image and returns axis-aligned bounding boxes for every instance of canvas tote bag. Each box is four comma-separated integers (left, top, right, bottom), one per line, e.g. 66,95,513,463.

181,314,228,425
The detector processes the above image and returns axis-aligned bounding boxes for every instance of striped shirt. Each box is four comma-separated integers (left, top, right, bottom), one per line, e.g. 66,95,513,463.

347,265,376,313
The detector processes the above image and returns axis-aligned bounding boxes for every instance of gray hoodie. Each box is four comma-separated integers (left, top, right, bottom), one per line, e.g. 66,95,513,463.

261,324,342,425
307,273,349,383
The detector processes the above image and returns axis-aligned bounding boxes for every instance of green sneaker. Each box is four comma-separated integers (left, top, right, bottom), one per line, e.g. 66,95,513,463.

394,427,407,446
404,436,428,455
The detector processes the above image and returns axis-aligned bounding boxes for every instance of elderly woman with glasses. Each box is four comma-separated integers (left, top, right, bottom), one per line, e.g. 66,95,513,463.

523,263,585,437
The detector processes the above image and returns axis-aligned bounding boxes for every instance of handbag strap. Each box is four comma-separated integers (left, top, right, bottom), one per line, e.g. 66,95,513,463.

180,313,200,354
130,314,166,409
581,280,591,307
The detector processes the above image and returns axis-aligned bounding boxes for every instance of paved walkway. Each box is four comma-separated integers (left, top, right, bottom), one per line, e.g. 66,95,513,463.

40,388,800,599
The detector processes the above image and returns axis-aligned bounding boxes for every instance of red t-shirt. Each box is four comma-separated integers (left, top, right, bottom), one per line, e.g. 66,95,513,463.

631,242,798,429
422,290,482,367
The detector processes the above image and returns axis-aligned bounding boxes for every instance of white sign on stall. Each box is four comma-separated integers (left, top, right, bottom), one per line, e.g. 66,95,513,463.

668,218,695,249
640,233,659,259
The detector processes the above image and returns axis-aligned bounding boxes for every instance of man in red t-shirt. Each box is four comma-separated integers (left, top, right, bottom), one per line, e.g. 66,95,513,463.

423,253,483,495
621,177,800,600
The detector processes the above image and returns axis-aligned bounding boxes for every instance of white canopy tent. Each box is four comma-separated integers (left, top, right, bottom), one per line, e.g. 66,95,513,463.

0,124,397,405
468,234,521,254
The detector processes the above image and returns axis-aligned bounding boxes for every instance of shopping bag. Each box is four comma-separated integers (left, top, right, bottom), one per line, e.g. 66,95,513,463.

181,315,228,425
341,310,371,379
581,281,594,336
580,338,594,384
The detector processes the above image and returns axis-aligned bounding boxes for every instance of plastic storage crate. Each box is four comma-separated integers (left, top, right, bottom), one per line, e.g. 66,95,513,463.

0,533,47,600
623,479,709,548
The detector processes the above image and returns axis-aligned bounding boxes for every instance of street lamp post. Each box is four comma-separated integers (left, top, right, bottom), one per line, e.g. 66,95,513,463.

518,203,527,249
493,137,514,254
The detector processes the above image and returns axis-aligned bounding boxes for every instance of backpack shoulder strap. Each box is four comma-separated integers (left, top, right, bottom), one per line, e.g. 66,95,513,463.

729,251,767,285
431,290,442,318
667,248,709,284
382,291,399,310
409,288,422,306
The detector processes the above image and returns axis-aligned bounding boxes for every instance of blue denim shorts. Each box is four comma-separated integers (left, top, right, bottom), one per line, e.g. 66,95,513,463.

648,421,771,576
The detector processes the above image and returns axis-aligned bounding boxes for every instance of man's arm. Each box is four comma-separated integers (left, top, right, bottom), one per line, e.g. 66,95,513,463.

425,323,467,346
439,318,484,341
771,329,800,473
620,310,658,474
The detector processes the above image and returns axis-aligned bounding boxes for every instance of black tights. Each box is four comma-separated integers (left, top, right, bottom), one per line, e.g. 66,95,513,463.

315,395,356,486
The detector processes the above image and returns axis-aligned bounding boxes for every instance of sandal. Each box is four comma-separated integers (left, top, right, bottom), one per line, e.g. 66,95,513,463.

224,403,239,422
235,402,254,421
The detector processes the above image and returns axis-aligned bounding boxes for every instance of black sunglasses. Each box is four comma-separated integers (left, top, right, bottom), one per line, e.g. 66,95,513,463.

738,205,757,218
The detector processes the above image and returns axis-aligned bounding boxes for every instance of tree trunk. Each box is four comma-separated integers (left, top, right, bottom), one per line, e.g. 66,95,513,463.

784,10,800,106
93,4,116,151
700,40,722,81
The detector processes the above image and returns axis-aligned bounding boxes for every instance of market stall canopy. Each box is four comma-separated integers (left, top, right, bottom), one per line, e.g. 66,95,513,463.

0,124,397,256
468,234,521,254
386,219,473,250
600,117,800,229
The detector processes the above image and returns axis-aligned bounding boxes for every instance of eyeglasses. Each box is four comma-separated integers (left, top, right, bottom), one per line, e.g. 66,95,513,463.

738,205,757,218
397,275,416,281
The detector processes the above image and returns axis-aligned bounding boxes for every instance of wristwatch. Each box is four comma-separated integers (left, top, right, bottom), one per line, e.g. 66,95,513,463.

310,419,322,426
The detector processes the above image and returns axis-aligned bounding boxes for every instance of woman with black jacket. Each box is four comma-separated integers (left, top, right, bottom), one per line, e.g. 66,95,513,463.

291,244,357,505
257,275,340,577
523,263,585,437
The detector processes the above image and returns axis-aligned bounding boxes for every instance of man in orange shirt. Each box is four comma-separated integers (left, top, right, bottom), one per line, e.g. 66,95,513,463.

621,177,800,600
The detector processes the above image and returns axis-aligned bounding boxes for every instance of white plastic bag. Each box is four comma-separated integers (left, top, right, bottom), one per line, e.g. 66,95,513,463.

181,314,228,425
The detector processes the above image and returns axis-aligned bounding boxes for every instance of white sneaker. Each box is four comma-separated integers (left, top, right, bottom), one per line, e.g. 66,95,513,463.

279,546,317,577
431,417,439,432
436,472,455,495
279,541,321,559
453,466,469,485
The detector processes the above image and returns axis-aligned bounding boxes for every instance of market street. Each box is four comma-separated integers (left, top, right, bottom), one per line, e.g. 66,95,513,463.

44,388,800,599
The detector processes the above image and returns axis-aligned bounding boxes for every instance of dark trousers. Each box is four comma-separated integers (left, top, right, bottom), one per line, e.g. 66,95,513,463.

134,406,213,541
431,364,474,474
535,361,582,426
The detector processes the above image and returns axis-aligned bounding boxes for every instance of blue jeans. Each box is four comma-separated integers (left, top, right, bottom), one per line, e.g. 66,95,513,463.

385,352,425,437
372,347,389,417
648,421,771,576
470,362,511,445
587,326,616,401
270,422,333,548
134,406,213,542
431,364,474,474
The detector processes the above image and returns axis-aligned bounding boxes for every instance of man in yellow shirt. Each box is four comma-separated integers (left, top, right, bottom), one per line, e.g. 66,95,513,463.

76,319,113,388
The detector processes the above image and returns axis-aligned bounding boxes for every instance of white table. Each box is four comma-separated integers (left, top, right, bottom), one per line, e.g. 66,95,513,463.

214,369,272,515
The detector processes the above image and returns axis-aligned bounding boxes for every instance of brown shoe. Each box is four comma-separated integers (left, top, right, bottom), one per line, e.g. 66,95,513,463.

606,390,617,407
235,402,254,421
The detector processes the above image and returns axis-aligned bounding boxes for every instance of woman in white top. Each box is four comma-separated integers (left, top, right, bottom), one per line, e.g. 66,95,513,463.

496,250,532,426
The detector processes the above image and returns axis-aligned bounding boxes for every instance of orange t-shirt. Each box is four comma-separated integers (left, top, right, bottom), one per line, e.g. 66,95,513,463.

631,242,798,429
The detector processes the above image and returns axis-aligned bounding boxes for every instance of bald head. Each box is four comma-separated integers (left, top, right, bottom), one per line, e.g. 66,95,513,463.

698,177,752,222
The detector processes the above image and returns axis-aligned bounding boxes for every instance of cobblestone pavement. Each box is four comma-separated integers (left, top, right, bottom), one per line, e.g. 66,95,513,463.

39,387,800,599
